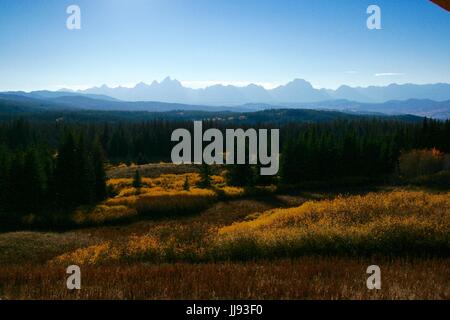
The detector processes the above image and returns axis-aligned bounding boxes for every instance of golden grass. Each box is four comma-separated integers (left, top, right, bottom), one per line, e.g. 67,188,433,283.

50,235,162,265
102,173,247,220
106,162,221,179
107,172,224,188
50,199,278,266
106,188,216,217
219,186,245,198
61,173,225,227
212,190,450,259
50,190,450,266
73,205,138,225
108,173,239,195
61,175,206,227
2,184,449,300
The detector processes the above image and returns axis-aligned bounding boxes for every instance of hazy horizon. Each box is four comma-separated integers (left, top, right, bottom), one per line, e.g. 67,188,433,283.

4,77,450,94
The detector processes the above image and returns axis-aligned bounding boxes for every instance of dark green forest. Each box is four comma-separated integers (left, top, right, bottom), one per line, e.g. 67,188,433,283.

0,115,449,214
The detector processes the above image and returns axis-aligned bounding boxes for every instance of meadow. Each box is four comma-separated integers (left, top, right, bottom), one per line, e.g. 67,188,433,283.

0,164,449,300
1,259,448,299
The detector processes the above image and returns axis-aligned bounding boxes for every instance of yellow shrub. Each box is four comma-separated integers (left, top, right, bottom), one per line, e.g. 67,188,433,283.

220,186,245,198
51,234,162,265
108,173,226,195
126,234,160,258
213,190,450,258
211,175,225,185
399,148,445,178
105,195,139,207
51,242,121,265
104,186,216,217
151,173,200,190
73,205,137,225
107,178,154,193
134,189,216,215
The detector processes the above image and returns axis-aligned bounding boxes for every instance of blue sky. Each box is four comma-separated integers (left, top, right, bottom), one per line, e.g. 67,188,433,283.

0,0,449,91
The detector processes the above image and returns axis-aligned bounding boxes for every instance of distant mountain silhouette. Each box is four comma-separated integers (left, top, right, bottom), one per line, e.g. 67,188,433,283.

1,92,449,119
77,77,450,105
283,99,450,119
0,94,424,124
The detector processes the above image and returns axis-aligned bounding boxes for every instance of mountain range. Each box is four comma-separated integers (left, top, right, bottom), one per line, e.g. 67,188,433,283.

0,91,449,119
1,78,450,119
0,93,424,124
69,77,450,106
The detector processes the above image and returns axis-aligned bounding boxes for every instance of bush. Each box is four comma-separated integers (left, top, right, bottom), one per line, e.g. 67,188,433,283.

106,188,216,217
399,148,445,179
210,190,450,259
73,205,138,225
409,171,450,190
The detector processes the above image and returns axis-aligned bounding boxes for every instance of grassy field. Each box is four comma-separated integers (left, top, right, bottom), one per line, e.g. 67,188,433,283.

0,164,449,300
1,259,448,299
213,191,450,259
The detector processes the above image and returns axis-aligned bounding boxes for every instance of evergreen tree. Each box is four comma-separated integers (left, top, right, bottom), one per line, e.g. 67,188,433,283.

183,175,190,191
132,170,142,189
198,163,212,188
54,131,107,207
0,145,11,209
226,163,254,187
54,131,78,207
92,139,107,201
76,134,96,204
22,148,48,210
7,152,27,211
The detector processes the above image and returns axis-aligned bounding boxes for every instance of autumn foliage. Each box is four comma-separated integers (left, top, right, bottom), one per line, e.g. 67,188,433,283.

212,190,450,259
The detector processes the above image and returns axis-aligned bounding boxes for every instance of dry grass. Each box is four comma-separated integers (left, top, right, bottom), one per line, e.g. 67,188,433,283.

0,258,448,299
212,190,450,259
107,173,237,196
1,166,448,300
73,205,138,225
0,198,277,267
67,173,228,227
103,173,246,219
106,189,216,217
50,199,277,265
49,190,450,266
0,231,98,265
106,162,223,179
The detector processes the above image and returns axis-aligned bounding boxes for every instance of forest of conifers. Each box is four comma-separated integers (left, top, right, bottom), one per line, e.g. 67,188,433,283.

0,116,449,213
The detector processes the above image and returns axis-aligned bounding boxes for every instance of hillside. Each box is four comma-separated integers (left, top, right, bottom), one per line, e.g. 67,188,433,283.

0,94,427,123
1,90,449,119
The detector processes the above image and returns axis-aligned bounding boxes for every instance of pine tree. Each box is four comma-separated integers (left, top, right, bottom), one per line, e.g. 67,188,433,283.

226,163,254,187
92,139,107,201
76,134,96,204
132,170,142,189
183,175,190,191
198,163,212,188
23,148,48,210
55,131,76,206
7,152,27,211
280,138,297,184
0,145,11,209
54,131,108,207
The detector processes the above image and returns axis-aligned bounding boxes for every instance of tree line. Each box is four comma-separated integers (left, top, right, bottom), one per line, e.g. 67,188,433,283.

0,120,106,213
227,118,450,186
0,117,449,209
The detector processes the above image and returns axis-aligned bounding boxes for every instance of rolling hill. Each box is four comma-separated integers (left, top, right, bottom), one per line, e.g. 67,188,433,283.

0,93,425,123
1,92,448,119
